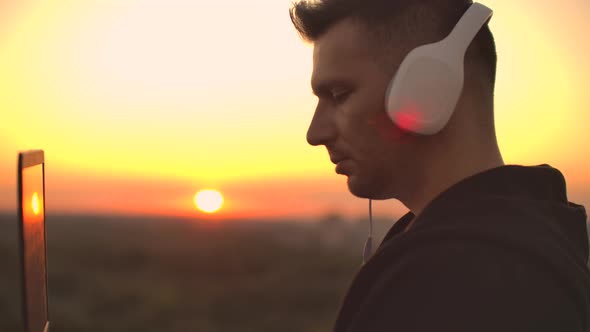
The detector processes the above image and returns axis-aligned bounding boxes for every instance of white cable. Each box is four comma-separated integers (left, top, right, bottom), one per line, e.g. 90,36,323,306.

363,199,373,264
369,199,373,237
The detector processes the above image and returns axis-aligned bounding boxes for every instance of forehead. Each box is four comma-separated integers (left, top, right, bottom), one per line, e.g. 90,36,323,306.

312,20,374,87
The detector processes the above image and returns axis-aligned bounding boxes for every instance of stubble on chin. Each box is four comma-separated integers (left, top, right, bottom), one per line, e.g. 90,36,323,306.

347,166,400,200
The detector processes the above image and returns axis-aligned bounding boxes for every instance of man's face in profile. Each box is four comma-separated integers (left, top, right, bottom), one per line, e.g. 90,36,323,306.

307,19,415,200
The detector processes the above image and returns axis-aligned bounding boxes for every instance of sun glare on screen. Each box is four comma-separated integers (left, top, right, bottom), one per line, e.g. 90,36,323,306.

194,190,224,213
31,192,40,215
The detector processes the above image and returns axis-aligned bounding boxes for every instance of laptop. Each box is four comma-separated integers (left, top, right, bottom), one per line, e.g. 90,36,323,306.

17,150,50,332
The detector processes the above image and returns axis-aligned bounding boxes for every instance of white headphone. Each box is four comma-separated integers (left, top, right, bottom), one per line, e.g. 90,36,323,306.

364,2,493,264
385,2,493,136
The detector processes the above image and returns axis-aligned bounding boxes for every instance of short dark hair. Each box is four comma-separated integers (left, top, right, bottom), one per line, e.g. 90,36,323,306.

289,0,497,88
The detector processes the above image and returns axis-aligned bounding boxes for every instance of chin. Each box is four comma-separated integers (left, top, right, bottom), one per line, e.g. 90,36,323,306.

346,174,391,200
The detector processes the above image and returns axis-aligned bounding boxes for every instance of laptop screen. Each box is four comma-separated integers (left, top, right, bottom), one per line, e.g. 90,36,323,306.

18,151,49,332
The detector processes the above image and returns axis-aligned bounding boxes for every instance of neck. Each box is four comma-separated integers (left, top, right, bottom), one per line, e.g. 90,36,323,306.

403,136,504,217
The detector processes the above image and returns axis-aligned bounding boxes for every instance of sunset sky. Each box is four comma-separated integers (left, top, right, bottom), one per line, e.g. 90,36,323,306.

0,0,589,220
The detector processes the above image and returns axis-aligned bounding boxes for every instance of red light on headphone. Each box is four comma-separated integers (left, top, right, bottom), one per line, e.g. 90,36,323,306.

393,104,422,132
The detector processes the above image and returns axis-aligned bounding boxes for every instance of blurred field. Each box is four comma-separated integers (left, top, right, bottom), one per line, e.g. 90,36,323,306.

0,213,394,332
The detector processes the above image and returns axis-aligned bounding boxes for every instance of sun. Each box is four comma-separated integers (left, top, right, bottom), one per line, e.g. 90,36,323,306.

194,189,224,213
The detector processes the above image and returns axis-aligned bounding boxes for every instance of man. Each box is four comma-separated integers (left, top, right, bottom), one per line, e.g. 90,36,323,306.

289,0,590,331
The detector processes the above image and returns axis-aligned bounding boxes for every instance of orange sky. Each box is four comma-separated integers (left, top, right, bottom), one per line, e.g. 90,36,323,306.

0,0,589,220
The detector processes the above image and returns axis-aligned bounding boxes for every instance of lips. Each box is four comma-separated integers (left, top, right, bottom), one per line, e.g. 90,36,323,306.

330,155,349,165
334,159,352,175
328,153,352,175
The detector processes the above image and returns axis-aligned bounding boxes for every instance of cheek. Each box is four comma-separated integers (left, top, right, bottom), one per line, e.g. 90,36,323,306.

338,92,413,153
338,110,389,162
368,111,414,145
336,108,377,148
339,95,383,135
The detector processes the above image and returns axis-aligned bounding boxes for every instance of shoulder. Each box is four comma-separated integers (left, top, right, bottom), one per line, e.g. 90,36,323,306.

350,228,584,331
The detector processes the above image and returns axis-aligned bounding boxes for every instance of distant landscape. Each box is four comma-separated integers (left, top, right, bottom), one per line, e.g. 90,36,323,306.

0,213,395,332
2,213,589,332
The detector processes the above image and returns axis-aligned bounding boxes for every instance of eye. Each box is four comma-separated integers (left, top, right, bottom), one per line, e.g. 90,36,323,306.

331,90,350,103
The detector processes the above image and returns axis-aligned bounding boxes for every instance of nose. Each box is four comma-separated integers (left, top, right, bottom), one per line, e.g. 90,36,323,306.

306,102,337,146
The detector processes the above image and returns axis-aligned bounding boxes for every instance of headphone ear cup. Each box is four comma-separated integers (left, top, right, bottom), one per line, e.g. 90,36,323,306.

385,50,464,136
384,3,494,135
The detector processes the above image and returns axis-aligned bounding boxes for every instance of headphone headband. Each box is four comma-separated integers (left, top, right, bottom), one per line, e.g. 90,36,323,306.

447,3,493,56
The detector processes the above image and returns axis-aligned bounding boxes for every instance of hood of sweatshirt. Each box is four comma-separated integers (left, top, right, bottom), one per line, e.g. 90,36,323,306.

335,164,590,332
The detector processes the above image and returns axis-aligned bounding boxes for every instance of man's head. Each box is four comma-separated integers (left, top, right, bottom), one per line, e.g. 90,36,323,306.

290,0,502,210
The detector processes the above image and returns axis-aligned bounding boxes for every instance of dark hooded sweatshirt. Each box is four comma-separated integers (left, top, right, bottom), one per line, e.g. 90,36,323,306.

333,164,590,332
